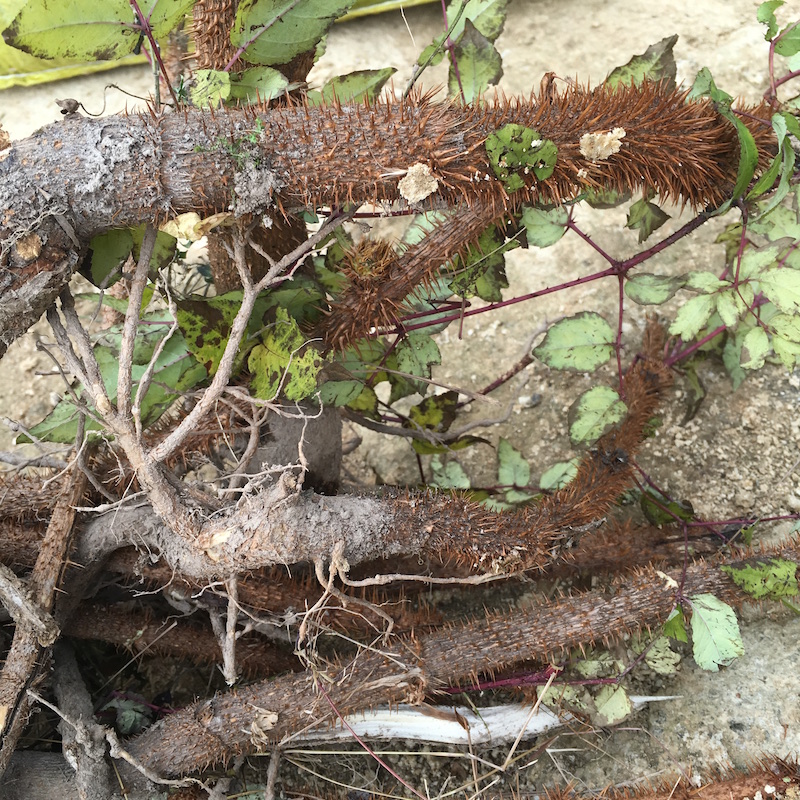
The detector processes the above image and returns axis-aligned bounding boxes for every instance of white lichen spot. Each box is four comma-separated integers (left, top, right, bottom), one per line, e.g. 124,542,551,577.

579,127,626,161
398,162,439,203
577,167,588,179
765,786,776,795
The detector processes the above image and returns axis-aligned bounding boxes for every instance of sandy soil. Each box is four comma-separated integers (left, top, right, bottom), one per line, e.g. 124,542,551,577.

0,0,798,796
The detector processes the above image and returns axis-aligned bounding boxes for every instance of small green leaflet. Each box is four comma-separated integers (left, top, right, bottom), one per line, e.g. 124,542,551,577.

307,67,396,106
568,386,627,446
392,333,442,395
232,0,356,67
593,685,633,726
317,379,363,406
533,313,615,372
626,198,670,243
418,0,509,67
640,487,694,526
191,70,231,108
449,224,512,303
497,437,534,502
448,19,503,103
485,124,557,192
604,34,678,90
519,206,568,248
721,558,798,600
760,267,800,314
643,636,681,676
229,66,290,103
689,593,744,671
663,606,688,643
739,326,770,370
668,294,716,341
625,273,686,305
430,456,471,490
407,391,458,433
771,313,800,368
539,458,579,490
758,0,784,40
248,308,323,401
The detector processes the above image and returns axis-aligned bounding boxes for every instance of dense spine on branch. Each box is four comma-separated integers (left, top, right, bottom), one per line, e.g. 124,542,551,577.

0,81,774,354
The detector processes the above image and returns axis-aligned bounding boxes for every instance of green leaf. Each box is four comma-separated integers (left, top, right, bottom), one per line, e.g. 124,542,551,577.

567,386,627,447
775,22,800,56
228,66,289,103
449,224,512,302
177,292,268,376
412,434,487,455
317,379,363,406
593,685,633,726
626,198,670,243
497,437,529,489
663,606,688,643
85,229,134,287
248,308,323,401
393,333,442,391
643,636,681,676
640,487,694,526
721,558,798,600
418,0,509,67
689,68,759,211
739,325,770,370
758,1,784,40
686,271,726,293
716,285,753,328
738,244,781,279
668,294,716,341
191,69,231,108
533,312,615,372
5,0,192,61
485,124,557,192
430,456,471,490
308,67,396,105
25,324,206,443
604,34,678,89
625,273,686,305
345,385,379,418
689,593,744,671
539,458,579,490
407,391,458,432
760,267,800,313
519,206,568,248
5,0,134,60
448,19,503,103
232,0,356,66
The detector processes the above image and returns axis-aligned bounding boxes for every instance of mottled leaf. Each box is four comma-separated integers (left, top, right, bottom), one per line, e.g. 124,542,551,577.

248,308,322,401
448,19,503,103
533,313,615,371
605,34,678,89
568,386,627,446
721,558,798,600
625,273,686,305
520,206,568,247
689,593,744,671
308,67,395,105
626,198,670,243
232,0,356,66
